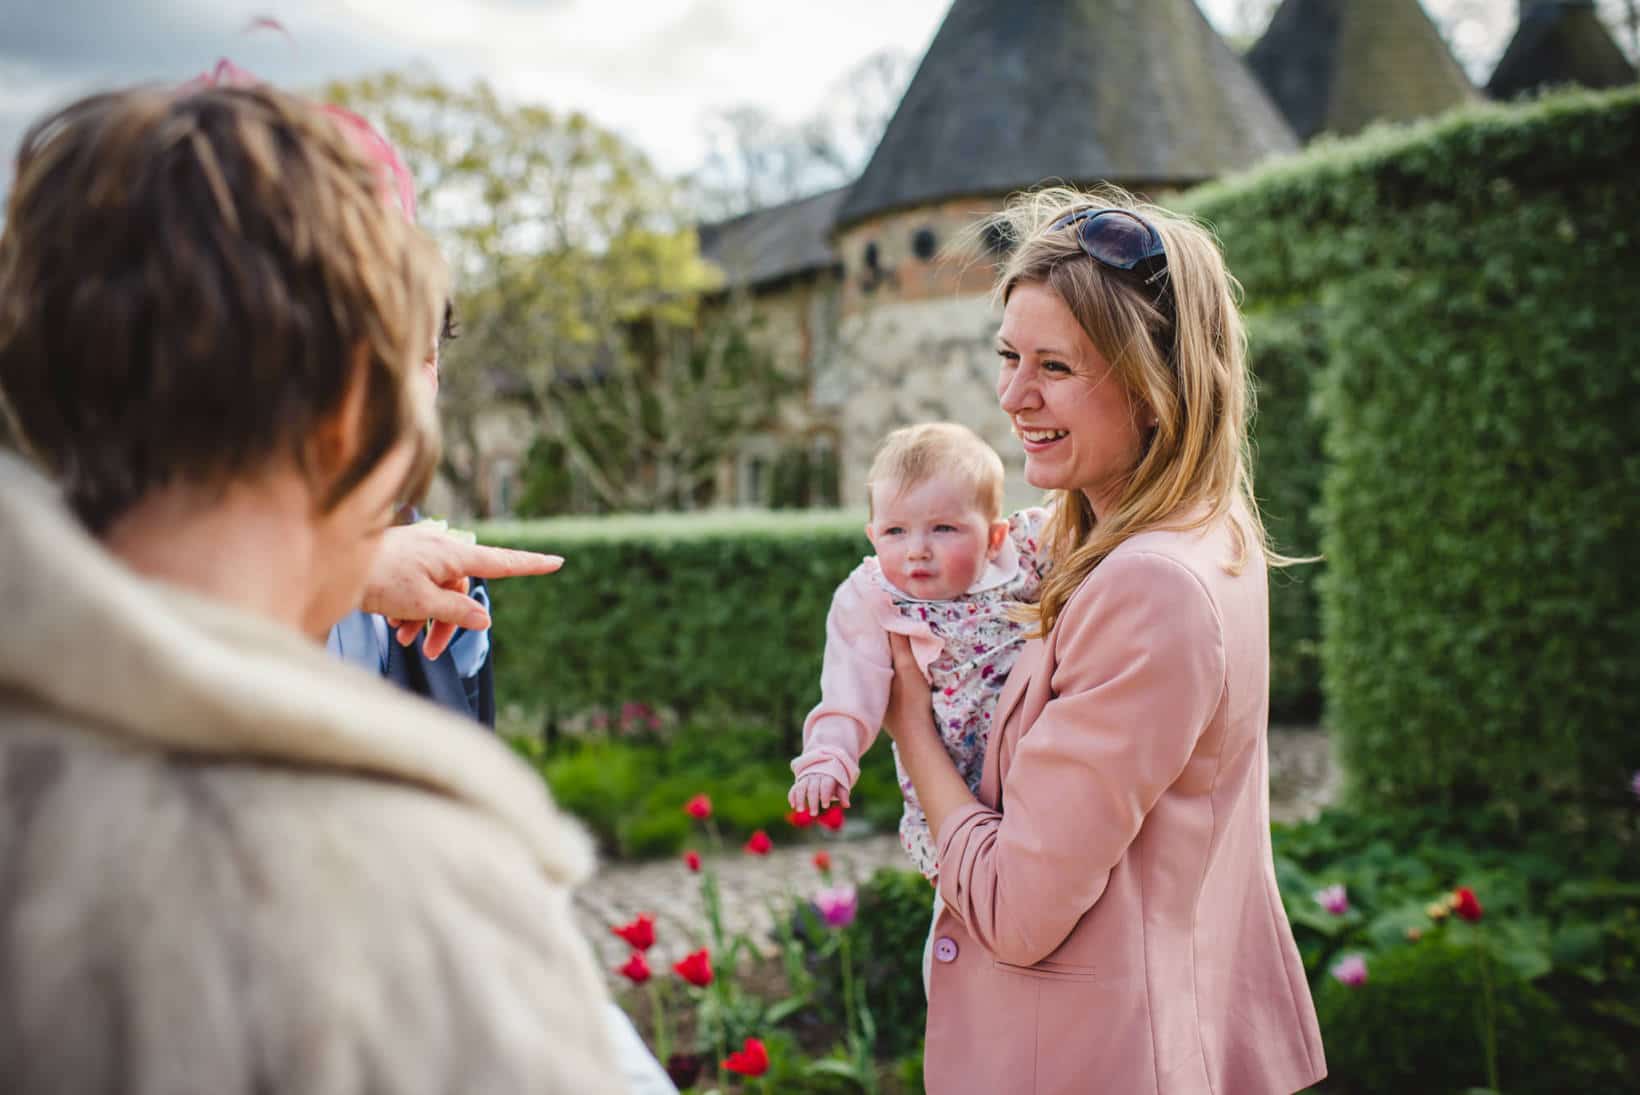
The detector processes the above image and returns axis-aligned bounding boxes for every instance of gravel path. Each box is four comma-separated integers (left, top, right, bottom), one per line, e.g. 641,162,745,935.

579,728,1338,976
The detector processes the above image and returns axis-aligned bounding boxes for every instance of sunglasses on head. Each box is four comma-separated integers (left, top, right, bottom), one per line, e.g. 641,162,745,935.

1048,207,1169,287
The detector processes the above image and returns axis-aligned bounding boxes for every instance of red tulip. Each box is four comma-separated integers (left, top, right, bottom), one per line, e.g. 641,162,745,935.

673,948,713,987
664,1052,702,1089
1453,886,1483,923
683,849,702,872
813,849,832,873
744,829,773,855
684,793,712,820
722,1036,770,1077
610,913,655,952
616,951,651,984
817,805,846,831
787,808,815,828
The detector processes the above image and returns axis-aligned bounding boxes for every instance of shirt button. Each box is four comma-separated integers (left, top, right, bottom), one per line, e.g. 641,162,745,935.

934,937,959,963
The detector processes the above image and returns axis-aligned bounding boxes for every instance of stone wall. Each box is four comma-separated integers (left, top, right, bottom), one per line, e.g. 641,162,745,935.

831,291,1039,511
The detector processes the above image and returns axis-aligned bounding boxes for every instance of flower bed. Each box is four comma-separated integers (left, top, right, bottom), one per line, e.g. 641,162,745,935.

585,779,1638,1092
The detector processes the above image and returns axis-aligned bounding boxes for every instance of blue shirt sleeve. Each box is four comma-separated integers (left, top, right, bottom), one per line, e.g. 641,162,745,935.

447,583,491,679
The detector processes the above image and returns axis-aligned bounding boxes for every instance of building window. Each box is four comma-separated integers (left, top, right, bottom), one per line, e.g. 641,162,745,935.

911,227,938,260
737,437,779,508
810,437,840,507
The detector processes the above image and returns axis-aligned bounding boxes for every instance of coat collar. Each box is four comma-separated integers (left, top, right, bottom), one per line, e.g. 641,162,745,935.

0,453,591,885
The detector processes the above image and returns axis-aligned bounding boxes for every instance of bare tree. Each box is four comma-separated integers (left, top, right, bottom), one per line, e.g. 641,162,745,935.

685,48,913,219
1597,0,1640,60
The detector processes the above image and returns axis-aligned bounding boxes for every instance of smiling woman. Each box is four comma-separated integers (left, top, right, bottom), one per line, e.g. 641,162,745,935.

881,186,1327,1094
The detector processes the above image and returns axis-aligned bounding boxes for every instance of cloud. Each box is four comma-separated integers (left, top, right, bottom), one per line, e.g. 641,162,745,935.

0,0,959,188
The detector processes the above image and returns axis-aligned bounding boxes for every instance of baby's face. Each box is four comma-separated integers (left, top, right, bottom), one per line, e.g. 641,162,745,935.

867,476,1005,601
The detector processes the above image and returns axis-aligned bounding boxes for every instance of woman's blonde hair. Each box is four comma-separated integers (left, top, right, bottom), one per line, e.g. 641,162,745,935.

986,185,1275,636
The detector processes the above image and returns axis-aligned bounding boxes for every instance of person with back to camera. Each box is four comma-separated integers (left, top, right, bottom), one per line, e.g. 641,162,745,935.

879,187,1327,1093
0,79,627,1092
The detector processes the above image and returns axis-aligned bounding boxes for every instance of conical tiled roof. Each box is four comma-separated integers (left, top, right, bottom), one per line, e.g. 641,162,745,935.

1247,0,1477,141
833,0,1297,230
1488,1,1636,100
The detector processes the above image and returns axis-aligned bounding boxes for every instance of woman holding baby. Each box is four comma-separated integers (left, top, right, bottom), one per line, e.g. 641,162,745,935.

883,189,1327,1094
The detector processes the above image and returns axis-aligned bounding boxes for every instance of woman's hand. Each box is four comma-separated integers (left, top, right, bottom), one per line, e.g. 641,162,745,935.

882,633,975,844
881,633,935,743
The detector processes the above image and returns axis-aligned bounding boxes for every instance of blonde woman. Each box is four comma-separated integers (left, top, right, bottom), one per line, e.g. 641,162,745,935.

881,189,1327,1094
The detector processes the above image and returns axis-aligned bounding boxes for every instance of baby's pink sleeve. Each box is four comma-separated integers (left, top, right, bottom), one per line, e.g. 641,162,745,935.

790,568,894,791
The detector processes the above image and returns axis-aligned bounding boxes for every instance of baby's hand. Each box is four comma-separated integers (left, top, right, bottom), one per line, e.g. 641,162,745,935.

789,773,850,815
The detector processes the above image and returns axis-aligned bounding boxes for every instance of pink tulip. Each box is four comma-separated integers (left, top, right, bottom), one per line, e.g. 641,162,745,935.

1314,883,1349,916
1331,954,1368,987
814,884,858,929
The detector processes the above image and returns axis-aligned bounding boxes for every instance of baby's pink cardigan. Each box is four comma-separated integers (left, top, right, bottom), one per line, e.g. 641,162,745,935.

790,539,1022,790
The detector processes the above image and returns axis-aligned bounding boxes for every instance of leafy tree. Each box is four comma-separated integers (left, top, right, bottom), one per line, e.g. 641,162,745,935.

324,69,790,513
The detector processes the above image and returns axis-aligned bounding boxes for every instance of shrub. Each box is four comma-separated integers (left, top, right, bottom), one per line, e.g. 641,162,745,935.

1314,939,1618,1095
483,509,869,752
1185,87,1640,805
1246,311,1327,723
513,718,910,860
1272,800,1638,1091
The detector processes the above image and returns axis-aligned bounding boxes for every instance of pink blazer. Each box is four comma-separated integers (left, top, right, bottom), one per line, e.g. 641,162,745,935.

927,514,1326,1094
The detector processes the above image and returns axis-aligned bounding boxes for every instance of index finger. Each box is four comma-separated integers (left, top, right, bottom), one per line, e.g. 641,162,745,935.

455,543,565,580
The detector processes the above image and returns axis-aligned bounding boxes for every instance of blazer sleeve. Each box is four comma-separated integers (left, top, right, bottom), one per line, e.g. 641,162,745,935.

790,569,895,790
935,551,1227,966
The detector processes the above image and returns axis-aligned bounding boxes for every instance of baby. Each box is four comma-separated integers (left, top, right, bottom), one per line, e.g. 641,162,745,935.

788,422,1047,880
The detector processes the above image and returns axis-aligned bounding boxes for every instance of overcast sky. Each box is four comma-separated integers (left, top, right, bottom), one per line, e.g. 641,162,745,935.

0,0,1272,182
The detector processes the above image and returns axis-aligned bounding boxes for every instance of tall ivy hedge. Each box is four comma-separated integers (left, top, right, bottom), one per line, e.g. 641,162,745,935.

482,510,870,749
1247,310,1328,723
1186,87,1640,804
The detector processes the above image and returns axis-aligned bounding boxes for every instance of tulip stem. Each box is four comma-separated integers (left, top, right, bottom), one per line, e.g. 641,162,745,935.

838,930,878,1093
840,930,858,1055
1477,932,1499,1092
648,979,671,1066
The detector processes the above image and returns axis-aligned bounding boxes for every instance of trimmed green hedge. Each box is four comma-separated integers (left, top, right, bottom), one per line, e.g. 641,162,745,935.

484,509,870,747
1247,310,1327,723
1185,87,1640,805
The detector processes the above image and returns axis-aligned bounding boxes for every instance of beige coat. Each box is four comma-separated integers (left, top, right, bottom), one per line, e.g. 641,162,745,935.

927,513,1326,1094
0,454,626,1094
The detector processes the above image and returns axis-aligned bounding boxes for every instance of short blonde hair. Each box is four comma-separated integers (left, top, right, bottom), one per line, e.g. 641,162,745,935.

866,422,1004,522
983,184,1274,637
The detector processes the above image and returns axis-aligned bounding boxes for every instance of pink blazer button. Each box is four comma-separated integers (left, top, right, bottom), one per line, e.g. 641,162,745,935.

933,937,959,963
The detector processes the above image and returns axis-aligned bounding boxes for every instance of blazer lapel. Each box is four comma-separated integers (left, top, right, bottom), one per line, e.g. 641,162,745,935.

981,636,1043,807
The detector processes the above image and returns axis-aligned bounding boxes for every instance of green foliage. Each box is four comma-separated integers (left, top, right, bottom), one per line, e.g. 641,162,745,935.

1272,800,1638,1092
511,714,906,861
515,437,576,517
802,868,932,1061
1184,86,1640,804
485,510,870,748
1247,311,1327,722
1314,939,1616,1095
514,722,804,858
